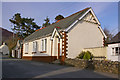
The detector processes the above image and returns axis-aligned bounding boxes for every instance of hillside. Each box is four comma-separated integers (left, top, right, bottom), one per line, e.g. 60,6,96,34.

0,27,14,42
0,27,18,55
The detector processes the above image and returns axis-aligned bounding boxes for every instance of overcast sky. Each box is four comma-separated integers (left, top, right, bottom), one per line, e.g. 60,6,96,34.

2,2,119,35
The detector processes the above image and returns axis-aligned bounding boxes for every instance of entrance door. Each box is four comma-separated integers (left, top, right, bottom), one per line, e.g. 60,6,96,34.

53,36,60,59
58,43,60,59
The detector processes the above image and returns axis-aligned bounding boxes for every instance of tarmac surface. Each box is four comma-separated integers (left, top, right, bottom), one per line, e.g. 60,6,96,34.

1,55,118,79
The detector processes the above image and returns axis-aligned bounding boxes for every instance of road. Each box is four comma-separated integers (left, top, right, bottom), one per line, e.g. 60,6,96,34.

1,55,118,79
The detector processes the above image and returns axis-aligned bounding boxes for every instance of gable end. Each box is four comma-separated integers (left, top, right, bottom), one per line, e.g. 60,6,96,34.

65,8,107,38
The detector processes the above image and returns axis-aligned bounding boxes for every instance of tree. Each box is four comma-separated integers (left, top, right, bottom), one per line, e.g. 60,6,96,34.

55,15,64,21
42,16,50,27
9,13,40,38
103,28,113,46
9,13,22,38
21,18,40,37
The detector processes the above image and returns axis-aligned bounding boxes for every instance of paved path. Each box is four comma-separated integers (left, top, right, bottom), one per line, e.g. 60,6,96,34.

2,55,118,78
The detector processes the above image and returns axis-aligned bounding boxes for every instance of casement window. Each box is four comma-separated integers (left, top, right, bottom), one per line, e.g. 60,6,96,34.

112,47,120,56
33,41,37,52
25,43,29,53
41,39,47,51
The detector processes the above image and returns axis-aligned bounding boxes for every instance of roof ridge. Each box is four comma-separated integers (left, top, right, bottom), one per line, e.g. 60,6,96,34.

36,7,90,31
61,7,90,20
51,7,90,25
24,7,91,42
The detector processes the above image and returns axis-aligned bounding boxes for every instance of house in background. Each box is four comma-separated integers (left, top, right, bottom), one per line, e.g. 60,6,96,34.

0,42,9,55
22,7,107,62
12,40,23,58
107,32,120,62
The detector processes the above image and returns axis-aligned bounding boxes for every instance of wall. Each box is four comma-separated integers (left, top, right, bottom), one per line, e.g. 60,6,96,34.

23,36,52,57
22,56,57,63
12,50,15,57
22,31,64,62
52,32,62,58
0,44,9,55
23,32,63,58
65,58,119,74
67,18,104,58
83,47,107,59
107,43,120,62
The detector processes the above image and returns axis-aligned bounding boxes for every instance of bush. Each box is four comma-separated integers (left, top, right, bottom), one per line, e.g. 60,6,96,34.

77,51,85,59
83,51,91,60
77,51,93,60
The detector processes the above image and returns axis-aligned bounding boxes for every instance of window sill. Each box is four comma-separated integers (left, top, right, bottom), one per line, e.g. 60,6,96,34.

111,55,119,56
40,51,46,53
32,52,36,54
25,53,28,54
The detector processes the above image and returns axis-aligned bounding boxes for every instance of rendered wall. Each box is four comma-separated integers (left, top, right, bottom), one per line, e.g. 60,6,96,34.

107,43,120,62
23,36,51,57
83,47,107,59
67,20,104,58
23,33,63,58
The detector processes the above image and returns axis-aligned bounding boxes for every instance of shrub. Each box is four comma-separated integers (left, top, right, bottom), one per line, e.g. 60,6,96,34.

77,51,93,60
77,51,85,59
83,51,91,60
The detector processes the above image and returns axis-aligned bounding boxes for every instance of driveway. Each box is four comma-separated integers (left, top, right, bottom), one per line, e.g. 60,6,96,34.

1,55,118,79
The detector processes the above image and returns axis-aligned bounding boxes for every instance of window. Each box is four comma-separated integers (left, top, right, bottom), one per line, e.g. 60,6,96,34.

119,48,120,54
45,39,47,51
41,39,44,51
116,47,119,55
33,41,37,52
41,39,47,51
112,47,120,56
112,48,115,55
25,43,29,53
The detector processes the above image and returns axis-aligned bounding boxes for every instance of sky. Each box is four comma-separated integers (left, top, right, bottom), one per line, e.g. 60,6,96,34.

1,2,119,35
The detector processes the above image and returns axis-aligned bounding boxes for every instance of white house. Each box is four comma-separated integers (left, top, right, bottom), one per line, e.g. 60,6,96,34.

12,40,23,58
0,43,9,55
22,7,107,62
107,32,120,62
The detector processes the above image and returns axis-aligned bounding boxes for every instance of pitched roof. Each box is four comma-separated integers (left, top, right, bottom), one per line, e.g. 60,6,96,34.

108,32,120,44
24,7,90,43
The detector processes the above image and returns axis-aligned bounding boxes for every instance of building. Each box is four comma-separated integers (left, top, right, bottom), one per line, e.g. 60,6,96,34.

12,40,23,58
22,7,107,62
0,42,9,55
107,32,120,61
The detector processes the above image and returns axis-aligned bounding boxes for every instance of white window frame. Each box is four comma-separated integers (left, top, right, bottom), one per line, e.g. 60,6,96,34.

25,43,29,53
33,41,37,52
112,47,120,56
41,39,44,51
41,39,47,51
112,48,115,55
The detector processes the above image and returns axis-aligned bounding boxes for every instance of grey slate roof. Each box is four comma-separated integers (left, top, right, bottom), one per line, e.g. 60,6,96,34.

108,32,120,44
24,7,90,43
